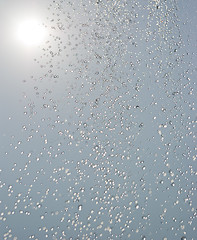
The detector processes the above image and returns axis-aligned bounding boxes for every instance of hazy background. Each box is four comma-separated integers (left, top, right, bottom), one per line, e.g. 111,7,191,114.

0,0,196,239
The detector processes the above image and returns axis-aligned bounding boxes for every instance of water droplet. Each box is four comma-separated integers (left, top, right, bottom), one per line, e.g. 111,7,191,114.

78,205,82,211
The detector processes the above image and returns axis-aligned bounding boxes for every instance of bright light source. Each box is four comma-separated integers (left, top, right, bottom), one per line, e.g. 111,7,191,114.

16,19,46,46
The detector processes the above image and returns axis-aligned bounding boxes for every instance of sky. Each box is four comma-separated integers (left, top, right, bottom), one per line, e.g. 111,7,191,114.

0,0,196,239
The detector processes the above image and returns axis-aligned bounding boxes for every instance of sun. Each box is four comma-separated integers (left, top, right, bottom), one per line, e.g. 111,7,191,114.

16,19,46,46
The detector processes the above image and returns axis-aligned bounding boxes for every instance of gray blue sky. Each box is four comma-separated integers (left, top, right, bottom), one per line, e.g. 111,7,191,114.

0,0,196,239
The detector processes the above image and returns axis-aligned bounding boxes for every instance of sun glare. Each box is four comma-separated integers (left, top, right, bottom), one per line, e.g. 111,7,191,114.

16,19,46,46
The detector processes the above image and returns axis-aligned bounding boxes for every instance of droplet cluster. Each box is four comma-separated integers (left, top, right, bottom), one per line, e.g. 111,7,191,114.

0,0,196,239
